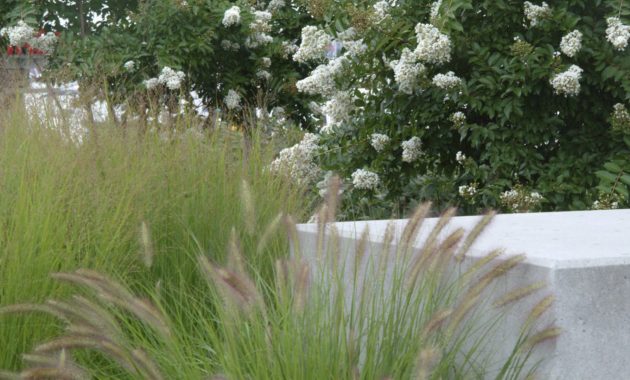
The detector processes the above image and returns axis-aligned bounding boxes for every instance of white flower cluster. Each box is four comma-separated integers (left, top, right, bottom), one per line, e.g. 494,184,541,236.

550,65,583,97
500,188,543,212
221,40,240,51
458,184,476,197
370,133,390,152
267,0,285,13
261,57,272,68
225,89,241,110
606,17,630,51
351,169,380,190
281,41,299,58
390,48,425,94
123,60,136,72
158,67,186,90
432,71,462,90
247,10,273,48
560,30,582,57
402,136,423,163
30,32,57,53
0,20,34,47
524,2,551,27
450,111,466,127
296,56,346,96
592,192,621,210
456,151,466,164
430,0,443,22
270,133,321,186
144,78,159,90
222,6,241,27
611,103,630,132
256,70,271,80
293,26,333,63
414,23,451,65
373,1,391,23
322,91,354,129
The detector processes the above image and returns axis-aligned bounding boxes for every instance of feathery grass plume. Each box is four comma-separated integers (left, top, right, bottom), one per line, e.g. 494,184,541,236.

131,349,165,380
405,207,457,287
447,254,526,335
494,282,547,308
455,211,495,262
415,347,441,380
283,214,301,257
400,202,432,253
34,335,139,375
0,371,20,380
227,228,246,274
22,350,90,380
0,304,66,321
461,248,504,282
139,221,154,268
44,299,122,341
256,212,283,255
292,260,311,314
51,271,171,339
324,175,341,223
353,226,370,281
409,226,464,286
421,308,454,340
198,255,265,317
523,326,562,350
240,180,256,236
523,295,555,330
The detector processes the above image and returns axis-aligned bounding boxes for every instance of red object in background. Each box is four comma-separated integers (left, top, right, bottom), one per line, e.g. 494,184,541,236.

4,29,59,56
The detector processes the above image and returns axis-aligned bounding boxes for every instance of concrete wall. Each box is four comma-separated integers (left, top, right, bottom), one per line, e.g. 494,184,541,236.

296,209,630,379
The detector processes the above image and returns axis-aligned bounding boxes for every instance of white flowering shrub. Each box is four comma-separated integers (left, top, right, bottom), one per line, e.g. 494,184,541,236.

294,0,630,219
38,0,317,129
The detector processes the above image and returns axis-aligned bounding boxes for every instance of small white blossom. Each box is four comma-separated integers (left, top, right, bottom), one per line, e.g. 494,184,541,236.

402,136,423,163
293,25,333,63
524,2,551,27
225,90,241,110
500,187,544,212
123,60,136,72
550,65,583,97
432,71,462,90
373,1,391,23
459,184,477,197
222,6,241,27
270,134,321,186
560,30,582,57
30,32,57,53
267,0,285,13
370,133,390,152
456,151,466,164
0,20,34,47
414,23,451,64
322,91,354,129
351,169,380,190
430,0,443,22
144,78,159,90
158,67,186,90
261,57,272,68
281,41,299,58
221,40,240,51
256,70,272,81
450,111,466,127
296,56,347,96
606,17,630,51
390,48,425,94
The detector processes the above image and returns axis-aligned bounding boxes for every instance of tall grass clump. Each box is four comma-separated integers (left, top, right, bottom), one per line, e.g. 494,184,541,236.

1,175,557,379
0,103,307,371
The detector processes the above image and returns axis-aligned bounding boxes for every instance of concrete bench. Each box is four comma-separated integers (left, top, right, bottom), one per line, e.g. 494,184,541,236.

296,209,630,379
